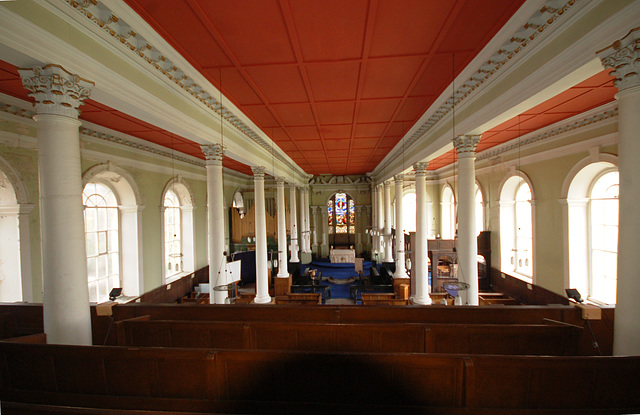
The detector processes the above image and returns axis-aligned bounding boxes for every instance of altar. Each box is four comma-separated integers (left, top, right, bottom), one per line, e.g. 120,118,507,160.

330,247,355,263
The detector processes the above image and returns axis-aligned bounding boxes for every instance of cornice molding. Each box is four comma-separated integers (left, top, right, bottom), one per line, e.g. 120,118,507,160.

476,107,618,162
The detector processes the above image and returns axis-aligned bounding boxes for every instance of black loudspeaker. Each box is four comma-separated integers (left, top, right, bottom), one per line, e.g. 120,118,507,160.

565,288,583,303
109,288,123,301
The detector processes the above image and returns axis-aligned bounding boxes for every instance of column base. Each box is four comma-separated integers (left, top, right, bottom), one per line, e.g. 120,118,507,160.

412,295,433,305
253,295,272,304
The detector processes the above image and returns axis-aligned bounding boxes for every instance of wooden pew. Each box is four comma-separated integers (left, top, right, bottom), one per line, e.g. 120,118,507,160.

115,318,581,356
1,341,639,414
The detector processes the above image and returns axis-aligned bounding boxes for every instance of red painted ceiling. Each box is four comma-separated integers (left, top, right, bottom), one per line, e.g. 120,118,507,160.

427,70,617,170
123,0,526,175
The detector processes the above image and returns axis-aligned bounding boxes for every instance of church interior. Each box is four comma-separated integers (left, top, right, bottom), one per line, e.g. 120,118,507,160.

0,0,640,413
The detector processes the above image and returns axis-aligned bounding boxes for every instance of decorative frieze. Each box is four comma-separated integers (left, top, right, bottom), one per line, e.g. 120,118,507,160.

597,27,640,91
18,65,94,118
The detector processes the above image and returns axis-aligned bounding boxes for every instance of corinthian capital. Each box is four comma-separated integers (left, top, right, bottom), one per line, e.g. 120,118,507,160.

251,166,266,179
201,144,224,165
597,27,640,91
452,134,481,156
18,64,94,118
413,162,429,175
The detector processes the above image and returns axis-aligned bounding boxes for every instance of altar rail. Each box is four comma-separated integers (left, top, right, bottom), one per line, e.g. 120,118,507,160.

115,318,580,356
0,341,638,414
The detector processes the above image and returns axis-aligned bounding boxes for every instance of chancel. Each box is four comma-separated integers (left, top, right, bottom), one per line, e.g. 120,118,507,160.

0,1,640,413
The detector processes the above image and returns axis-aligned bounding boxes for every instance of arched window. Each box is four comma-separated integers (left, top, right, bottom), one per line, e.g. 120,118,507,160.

0,168,23,302
589,171,618,304
162,180,195,282
565,160,618,304
475,183,484,236
328,192,355,246
83,182,120,303
500,174,534,279
441,185,455,239
164,189,182,278
402,192,416,233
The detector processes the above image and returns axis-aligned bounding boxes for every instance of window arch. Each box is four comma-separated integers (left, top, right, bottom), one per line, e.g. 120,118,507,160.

83,164,143,300
441,185,455,239
500,174,534,279
564,159,618,304
162,179,195,282
83,182,120,303
475,183,485,236
0,157,33,303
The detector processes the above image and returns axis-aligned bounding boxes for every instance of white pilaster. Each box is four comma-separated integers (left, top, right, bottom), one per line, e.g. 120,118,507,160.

598,27,640,355
383,180,393,262
370,182,379,259
201,144,227,304
276,177,289,279
413,163,432,305
376,183,385,259
19,65,94,345
393,174,408,279
289,184,300,263
252,166,271,304
453,134,481,306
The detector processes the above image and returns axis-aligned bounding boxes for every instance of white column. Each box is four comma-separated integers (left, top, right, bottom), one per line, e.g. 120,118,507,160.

364,205,372,252
289,184,300,263
19,65,93,345
252,166,271,304
311,205,319,252
598,28,640,355
383,180,393,262
355,205,363,255
321,208,329,257
453,134,481,306
393,174,408,279
201,144,227,304
376,183,385,258
302,187,311,253
276,177,289,279
413,163,432,305
370,183,378,259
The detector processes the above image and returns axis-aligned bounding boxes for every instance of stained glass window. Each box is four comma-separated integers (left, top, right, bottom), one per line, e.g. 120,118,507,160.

348,199,355,234
328,192,356,236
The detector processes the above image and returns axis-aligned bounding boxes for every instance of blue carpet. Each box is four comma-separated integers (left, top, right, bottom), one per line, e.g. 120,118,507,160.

302,259,374,300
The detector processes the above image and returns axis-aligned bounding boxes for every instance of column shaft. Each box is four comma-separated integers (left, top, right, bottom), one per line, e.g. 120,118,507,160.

20,65,94,345
453,135,480,306
413,163,432,304
202,145,227,304
383,181,393,262
289,185,300,263
276,178,289,278
394,175,408,278
252,167,271,303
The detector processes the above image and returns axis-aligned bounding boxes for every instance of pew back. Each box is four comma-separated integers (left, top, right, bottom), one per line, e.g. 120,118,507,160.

115,319,580,356
1,342,638,414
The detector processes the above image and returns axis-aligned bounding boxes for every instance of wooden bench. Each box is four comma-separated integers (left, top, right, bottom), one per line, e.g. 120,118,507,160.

1,341,639,414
